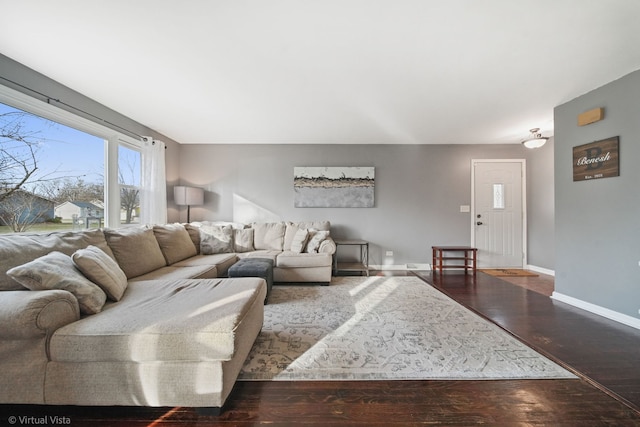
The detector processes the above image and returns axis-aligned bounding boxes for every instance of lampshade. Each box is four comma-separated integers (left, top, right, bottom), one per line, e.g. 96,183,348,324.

521,128,549,149
174,186,204,206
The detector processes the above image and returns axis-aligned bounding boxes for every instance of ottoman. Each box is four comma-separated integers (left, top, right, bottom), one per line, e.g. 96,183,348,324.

228,258,273,303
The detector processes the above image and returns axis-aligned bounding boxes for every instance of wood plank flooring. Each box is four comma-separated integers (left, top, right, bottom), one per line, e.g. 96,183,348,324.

423,270,640,413
1,271,639,425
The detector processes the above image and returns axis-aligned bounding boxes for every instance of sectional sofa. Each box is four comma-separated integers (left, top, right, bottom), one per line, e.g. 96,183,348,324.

0,220,335,412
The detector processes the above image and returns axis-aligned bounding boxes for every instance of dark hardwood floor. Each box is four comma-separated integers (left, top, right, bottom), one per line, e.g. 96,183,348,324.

422,270,640,414
2,271,639,425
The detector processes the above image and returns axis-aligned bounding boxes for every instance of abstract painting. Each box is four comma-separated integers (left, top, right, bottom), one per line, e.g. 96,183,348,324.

294,167,374,208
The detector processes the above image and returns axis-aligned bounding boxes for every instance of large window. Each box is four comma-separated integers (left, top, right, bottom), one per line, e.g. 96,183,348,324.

0,85,142,233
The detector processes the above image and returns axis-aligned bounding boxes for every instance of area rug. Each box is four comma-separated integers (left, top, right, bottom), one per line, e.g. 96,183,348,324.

480,269,539,277
238,276,574,380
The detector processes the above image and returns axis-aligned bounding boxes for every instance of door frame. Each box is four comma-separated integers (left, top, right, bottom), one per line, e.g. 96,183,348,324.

470,159,528,268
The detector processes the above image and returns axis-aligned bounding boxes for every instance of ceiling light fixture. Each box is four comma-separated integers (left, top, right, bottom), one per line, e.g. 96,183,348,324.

522,128,549,149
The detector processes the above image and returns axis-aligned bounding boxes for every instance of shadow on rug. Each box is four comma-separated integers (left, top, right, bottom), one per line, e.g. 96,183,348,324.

239,276,575,381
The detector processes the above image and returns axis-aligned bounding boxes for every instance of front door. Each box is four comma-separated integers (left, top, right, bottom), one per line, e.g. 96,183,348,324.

472,160,526,268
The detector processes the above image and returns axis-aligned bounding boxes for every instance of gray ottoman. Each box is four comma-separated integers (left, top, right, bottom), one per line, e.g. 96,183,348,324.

228,258,273,303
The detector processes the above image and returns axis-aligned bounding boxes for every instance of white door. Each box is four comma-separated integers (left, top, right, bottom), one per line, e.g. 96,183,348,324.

472,160,526,268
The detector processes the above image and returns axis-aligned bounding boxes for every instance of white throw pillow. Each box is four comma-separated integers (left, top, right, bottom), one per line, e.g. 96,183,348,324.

305,230,330,253
200,224,234,254
72,245,128,301
7,251,107,314
234,228,255,253
290,228,310,253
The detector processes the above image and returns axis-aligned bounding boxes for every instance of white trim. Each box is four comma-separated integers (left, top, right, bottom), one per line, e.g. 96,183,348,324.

104,137,120,227
471,159,527,267
551,292,640,330
526,265,555,276
0,84,138,145
369,264,432,271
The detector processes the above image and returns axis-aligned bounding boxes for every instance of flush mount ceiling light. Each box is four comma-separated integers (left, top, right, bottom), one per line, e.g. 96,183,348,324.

522,128,549,149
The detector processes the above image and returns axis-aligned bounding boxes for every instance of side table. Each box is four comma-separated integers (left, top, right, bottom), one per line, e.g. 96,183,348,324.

333,239,369,276
432,246,477,275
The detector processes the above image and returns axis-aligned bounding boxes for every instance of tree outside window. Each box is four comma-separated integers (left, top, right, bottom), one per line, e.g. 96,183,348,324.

0,102,107,232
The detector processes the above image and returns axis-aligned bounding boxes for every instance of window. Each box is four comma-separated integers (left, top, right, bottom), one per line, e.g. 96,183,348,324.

492,183,505,210
118,145,141,225
0,85,142,233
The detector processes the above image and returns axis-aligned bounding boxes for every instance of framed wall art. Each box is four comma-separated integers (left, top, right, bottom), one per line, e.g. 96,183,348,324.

294,167,375,208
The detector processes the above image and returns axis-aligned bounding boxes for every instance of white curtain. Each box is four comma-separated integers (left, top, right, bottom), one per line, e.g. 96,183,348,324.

140,136,167,225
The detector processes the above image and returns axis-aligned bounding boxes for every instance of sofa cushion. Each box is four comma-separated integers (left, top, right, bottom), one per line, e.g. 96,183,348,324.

305,230,330,253
252,222,285,251
276,251,333,268
184,223,201,254
200,224,234,254
104,227,167,279
0,229,114,291
195,220,247,230
236,250,280,263
283,221,330,250
172,253,237,277
128,265,218,282
295,220,331,231
153,224,198,264
49,278,266,362
233,228,255,253
72,245,128,301
290,228,310,253
7,251,107,315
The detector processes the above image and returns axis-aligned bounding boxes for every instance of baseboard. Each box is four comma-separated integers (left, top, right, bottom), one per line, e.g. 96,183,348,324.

526,265,555,276
551,292,640,330
369,264,432,271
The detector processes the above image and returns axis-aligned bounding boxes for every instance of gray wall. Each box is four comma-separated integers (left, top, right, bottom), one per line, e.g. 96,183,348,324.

554,69,640,319
0,54,182,199
178,142,555,269
1,53,556,271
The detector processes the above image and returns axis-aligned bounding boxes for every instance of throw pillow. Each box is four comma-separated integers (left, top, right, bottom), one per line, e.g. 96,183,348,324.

183,223,201,254
283,223,303,251
72,245,128,301
234,228,255,253
290,228,310,253
103,227,167,279
200,224,234,254
7,251,107,315
305,230,330,253
153,223,198,264
252,222,285,251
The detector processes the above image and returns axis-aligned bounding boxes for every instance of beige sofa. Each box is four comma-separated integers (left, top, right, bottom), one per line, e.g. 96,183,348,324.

0,220,335,412
188,220,336,285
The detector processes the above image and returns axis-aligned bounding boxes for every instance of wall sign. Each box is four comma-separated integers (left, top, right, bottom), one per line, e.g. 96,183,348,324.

573,137,619,182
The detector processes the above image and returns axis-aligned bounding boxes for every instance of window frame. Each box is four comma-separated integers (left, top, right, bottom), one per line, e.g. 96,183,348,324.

0,84,142,228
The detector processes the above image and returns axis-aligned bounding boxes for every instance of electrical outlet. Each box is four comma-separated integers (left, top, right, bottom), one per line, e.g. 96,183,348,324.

386,251,394,257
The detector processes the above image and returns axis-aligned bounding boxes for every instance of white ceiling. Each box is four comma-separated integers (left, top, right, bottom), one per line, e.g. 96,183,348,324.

2,1,640,145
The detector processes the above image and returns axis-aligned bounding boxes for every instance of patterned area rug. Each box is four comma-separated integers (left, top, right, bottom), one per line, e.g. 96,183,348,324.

239,276,575,380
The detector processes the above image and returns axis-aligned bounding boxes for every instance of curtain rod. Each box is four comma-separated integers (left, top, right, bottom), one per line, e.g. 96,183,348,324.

0,75,144,139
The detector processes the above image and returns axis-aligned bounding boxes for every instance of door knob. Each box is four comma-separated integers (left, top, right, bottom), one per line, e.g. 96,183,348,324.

476,221,483,225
